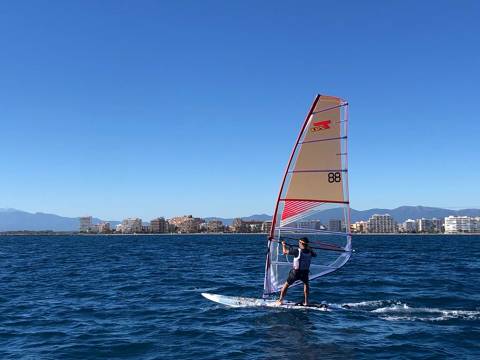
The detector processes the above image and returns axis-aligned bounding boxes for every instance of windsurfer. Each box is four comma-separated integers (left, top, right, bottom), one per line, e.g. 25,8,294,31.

277,237,316,306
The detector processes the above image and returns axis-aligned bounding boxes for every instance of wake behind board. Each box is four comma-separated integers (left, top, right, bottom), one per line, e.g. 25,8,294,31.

202,293,328,311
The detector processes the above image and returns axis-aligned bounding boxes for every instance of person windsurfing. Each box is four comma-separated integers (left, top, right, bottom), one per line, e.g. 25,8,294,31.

277,237,316,306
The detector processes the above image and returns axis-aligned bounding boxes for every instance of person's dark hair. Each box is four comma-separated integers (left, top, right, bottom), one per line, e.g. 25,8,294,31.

299,237,309,244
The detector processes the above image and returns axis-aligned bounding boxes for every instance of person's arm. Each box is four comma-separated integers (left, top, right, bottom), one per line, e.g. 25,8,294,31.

282,242,299,256
282,240,289,255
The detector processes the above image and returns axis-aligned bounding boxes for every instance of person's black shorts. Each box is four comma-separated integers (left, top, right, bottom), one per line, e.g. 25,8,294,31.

286,269,309,285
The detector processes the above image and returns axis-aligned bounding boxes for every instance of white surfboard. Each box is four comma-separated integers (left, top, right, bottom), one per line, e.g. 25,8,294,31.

201,292,328,311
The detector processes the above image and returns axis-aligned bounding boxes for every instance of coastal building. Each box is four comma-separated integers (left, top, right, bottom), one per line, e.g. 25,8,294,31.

169,215,204,233
79,216,93,233
97,222,111,234
167,222,177,233
444,216,476,233
231,218,263,233
207,220,224,233
407,218,443,233
367,214,396,233
328,219,343,232
232,218,247,233
431,218,443,233
417,218,434,233
180,218,203,233
150,217,168,233
351,221,368,233
401,219,417,233
298,220,324,231
262,220,272,234
121,218,142,234
245,221,263,233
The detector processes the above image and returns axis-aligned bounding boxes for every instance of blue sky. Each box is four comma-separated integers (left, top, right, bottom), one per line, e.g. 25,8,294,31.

1,1,479,220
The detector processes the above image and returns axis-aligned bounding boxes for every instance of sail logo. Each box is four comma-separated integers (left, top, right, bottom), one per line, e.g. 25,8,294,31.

311,120,331,132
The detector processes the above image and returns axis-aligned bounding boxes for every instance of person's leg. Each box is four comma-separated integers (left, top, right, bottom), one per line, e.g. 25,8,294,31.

277,282,290,304
303,283,309,305
278,270,296,304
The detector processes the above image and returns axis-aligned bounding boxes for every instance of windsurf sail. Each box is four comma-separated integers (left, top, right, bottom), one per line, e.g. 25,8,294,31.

263,94,351,297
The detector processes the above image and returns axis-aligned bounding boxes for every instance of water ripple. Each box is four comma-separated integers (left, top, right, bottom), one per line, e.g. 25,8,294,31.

0,234,479,359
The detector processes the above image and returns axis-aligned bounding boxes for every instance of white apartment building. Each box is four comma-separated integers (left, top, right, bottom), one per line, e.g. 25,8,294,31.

368,214,396,233
444,216,476,233
402,219,417,233
416,218,443,233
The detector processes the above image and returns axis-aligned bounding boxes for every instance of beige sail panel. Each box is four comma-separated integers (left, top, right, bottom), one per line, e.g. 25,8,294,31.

303,105,341,142
293,140,342,171
314,95,342,110
285,172,345,202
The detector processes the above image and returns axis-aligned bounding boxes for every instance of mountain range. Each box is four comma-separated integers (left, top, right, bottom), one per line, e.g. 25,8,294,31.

0,209,120,232
0,206,479,231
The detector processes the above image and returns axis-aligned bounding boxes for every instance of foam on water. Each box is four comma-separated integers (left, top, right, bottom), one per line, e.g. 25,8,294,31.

332,299,480,322
371,302,480,322
342,299,389,309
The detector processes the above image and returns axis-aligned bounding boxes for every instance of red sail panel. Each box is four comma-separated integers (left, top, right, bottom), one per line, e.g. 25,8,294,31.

281,200,322,221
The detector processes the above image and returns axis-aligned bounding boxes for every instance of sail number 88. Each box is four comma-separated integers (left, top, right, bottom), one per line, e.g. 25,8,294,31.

328,172,341,183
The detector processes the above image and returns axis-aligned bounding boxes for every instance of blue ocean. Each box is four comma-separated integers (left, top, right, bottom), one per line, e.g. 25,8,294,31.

0,234,479,359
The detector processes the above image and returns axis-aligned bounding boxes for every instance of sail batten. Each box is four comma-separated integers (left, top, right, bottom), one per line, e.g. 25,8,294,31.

263,94,352,297
311,103,348,114
279,198,349,203
299,136,347,145
288,170,347,173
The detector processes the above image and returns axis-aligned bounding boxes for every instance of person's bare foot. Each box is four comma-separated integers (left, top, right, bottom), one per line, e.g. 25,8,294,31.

276,299,283,305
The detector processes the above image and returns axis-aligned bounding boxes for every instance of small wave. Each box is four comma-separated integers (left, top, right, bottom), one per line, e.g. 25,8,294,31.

342,299,389,309
371,303,480,322
184,287,218,293
337,300,480,322
371,303,411,313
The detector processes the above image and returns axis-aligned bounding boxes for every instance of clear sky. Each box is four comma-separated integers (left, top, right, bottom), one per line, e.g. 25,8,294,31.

1,1,479,220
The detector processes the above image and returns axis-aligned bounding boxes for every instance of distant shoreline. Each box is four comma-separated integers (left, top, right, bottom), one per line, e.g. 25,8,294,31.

0,232,479,236
352,233,480,236
0,232,269,236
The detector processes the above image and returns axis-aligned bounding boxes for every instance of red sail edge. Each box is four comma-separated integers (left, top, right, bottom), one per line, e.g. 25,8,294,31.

268,95,321,239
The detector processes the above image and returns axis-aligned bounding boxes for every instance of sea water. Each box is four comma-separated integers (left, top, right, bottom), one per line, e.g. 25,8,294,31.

0,234,479,359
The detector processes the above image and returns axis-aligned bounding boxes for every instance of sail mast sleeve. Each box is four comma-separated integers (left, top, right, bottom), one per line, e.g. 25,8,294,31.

268,95,321,239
